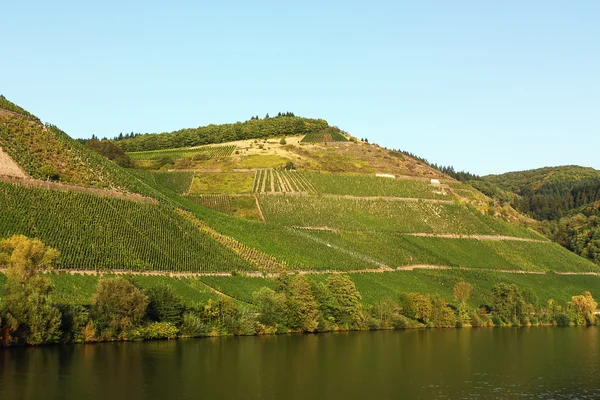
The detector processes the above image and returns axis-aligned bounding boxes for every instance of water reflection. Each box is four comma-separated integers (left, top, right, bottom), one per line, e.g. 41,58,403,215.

1,328,599,400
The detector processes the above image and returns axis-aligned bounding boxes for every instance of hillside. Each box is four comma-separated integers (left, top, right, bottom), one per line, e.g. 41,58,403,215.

482,166,600,264
0,97,162,198
2,97,600,338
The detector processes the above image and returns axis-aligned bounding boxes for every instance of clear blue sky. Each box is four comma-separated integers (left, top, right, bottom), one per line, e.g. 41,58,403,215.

2,1,598,175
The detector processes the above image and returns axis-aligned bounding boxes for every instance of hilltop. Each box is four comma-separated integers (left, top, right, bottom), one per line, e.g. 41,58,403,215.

1,96,600,343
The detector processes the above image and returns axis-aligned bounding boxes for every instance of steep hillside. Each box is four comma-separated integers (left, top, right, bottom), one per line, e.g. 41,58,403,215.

1,97,600,324
0,97,162,198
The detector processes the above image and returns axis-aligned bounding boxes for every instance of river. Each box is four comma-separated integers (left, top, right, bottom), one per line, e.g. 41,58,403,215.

1,328,599,399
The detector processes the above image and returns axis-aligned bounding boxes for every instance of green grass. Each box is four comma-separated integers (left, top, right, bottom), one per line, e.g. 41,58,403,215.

3,273,225,307
0,181,255,273
189,172,255,194
302,231,598,272
301,171,444,198
259,196,541,238
346,269,600,308
198,275,275,305
185,195,262,221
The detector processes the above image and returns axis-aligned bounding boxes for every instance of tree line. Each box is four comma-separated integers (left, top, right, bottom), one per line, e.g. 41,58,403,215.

1,235,597,347
110,114,333,153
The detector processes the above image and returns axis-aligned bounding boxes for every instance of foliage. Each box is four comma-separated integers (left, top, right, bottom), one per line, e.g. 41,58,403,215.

326,274,366,329
144,285,185,326
0,235,62,345
91,277,149,336
453,281,472,303
82,138,133,167
133,322,179,340
569,291,598,326
490,283,524,324
114,116,334,152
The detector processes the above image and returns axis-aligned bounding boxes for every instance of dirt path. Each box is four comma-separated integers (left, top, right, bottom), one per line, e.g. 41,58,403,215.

403,233,546,243
320,194,454,203
3,265,596,279
3,266,599,283
253,194,266,222
0,175,157,203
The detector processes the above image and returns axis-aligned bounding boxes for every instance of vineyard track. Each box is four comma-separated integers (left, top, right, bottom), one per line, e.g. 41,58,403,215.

177,209,287,274
4,267,598,279
402,233,546,242
254,194,266,222
293,226,339,232
0,175,158,204
320,194,454,203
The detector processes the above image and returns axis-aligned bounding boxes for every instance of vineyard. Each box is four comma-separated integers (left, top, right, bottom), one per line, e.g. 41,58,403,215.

127,145,236,161
189,172,255,194
300,129,348,143
347,269,600,307
300,172,445,198
299,230,597,272
185,194,262,221
178,209,287,274
0,181,255,273
252,169,315,194
142,171,194,194
258,195,542,238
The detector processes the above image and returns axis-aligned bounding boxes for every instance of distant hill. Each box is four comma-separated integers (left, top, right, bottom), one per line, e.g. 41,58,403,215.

482,166,600,264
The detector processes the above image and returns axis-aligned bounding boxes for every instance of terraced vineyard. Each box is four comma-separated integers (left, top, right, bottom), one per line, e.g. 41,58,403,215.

252,169,315,193
0,181,254,273
258,195,542,238
299,230,597,272
300,171,446,198
300,129,348,143
185,194,262,221
127,144,236,161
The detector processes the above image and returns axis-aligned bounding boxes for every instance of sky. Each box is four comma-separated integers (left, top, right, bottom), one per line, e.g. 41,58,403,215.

2,1,598,175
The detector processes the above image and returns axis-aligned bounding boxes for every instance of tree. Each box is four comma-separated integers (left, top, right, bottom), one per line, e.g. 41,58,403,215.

327,274,365,329
0,235,62,345
253,287,287,328
569,291,598,326
284,275,319,332
453,281,472,304
491,283,524,324
145,285,185,326
92,277,148,336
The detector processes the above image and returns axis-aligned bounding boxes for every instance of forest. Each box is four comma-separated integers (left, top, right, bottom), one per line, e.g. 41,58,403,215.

112,115,337,152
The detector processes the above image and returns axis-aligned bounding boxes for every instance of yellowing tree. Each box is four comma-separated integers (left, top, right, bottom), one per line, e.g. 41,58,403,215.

0,235,62,345
570,291,598,326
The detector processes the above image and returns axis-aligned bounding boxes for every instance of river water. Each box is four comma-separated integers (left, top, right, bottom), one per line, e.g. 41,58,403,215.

1,328,599,399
